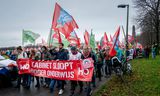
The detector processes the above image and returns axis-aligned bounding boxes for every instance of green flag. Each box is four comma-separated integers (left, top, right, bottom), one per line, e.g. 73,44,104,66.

22,30,40,45
89,32,96,50
61,34,70,48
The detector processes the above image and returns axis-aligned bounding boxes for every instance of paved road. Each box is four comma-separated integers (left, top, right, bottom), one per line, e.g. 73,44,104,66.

0,76,110,96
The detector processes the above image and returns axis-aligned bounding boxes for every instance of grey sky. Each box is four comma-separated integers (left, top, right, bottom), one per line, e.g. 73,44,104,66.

0,0,136,47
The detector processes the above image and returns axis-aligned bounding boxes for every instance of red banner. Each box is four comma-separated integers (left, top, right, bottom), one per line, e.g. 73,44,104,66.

17,58,94,81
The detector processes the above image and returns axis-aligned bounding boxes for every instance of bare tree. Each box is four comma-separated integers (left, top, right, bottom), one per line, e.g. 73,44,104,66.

133,0,160,47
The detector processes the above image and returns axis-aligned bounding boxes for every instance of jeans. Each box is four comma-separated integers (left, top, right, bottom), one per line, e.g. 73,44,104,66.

16,74,31,87
26,74,31,87
49,79,61,93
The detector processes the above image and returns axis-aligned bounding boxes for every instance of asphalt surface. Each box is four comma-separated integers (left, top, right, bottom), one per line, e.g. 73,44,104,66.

0,76,110,96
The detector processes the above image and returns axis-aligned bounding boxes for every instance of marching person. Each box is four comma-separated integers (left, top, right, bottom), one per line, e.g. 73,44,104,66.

41,46,52,88
81,46,96,96
57,43,68,95
34,49,41,88
103,47,112,77
15,46,28,88
95,48,103,81
69,46,83,96
29,49,41,88
49,47,62,94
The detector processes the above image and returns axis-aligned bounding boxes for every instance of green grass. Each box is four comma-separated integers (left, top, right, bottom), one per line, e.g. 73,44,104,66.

94,56,160,96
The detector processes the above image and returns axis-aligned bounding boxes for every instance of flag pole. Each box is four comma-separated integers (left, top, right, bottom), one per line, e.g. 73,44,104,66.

22,29,24,46
121,25,126,38
57,30,62,43
47,28,52,47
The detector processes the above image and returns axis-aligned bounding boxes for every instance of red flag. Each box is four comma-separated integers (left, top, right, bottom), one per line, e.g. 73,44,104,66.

75,32,81,47
67,31,81,47
103,32,109,48
52,3,78,38
57,30,62,43
77,38,81,48
128,35,134,43
108,41,113,48
52,30,62,43
96,42,101,50
110,34,113,42
136,42,143,49
84,30,90,46
109,27,120,57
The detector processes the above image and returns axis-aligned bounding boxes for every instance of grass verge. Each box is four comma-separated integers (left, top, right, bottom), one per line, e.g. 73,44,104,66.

94,56,160,96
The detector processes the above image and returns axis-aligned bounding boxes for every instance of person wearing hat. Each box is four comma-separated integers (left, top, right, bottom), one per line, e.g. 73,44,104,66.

69,46,83,96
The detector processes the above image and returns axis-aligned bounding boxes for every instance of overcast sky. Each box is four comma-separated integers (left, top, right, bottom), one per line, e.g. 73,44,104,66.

0,0,137,47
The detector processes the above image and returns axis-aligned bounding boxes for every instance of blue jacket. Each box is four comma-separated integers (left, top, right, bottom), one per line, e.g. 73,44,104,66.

57,49,68,60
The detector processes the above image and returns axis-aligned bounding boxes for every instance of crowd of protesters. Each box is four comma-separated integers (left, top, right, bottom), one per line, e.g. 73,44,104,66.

0,43,159,96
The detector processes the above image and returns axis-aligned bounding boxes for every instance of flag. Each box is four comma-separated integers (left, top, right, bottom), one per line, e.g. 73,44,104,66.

84,30,90,46
67,31,80,47
52,3,78,38
47,29,54,46
119,40,125,48
136,42,143,49
89,32,96,49
61,34,70,48
128,35,134,43
47,29,61,46
52,30,70,48
22,30,40,45
96,42,101,50
104,32,109,43
109,27,120,57
108,41,113,47
110,34,113,42
102,32,109,48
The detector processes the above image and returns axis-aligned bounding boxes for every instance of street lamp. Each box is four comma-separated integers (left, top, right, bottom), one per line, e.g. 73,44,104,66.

118,4,129,59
